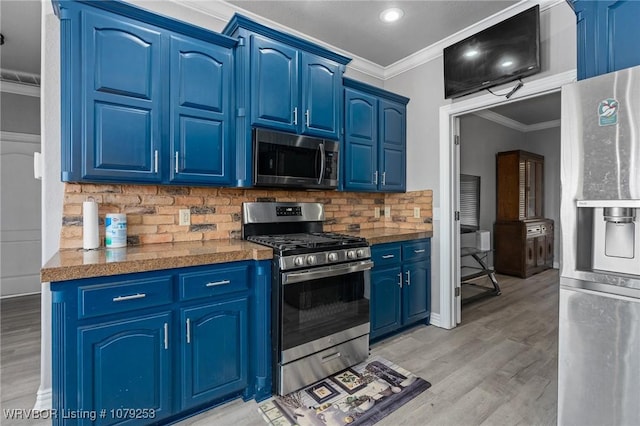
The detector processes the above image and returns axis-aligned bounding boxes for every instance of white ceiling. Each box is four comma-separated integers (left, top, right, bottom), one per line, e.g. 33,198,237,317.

226,0,519,67
0,0,41,76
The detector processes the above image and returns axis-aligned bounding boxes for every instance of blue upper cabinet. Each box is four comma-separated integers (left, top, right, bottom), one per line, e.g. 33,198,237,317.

223,14,350,186
55,0,237,185
343,79,409,193
81,11,163,183
344,88,378,191
379,99,406,192
169,35,233,185
301,55,342,139
250,35,299,133
572,0,640,80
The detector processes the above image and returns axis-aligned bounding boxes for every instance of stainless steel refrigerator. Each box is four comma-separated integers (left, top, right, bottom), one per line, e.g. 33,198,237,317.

559,65,640,425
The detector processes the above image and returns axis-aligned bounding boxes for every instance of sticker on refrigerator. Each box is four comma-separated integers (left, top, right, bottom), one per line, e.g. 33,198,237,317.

598,98,619,126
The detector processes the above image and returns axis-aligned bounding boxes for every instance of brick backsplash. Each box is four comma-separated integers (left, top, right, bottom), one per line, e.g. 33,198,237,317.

61,184,433,249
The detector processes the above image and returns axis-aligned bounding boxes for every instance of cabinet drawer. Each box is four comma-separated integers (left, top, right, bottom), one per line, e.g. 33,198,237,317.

79,276,173,319
371,244,402,266
179,264,249,301
402,240,430,262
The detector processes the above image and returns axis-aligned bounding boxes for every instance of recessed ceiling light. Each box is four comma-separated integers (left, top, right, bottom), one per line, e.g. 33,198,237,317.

380,8,404,23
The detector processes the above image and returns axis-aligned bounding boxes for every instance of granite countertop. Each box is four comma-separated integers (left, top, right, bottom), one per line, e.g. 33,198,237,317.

41,239,273,283
345,228,433,245
42,228,432,283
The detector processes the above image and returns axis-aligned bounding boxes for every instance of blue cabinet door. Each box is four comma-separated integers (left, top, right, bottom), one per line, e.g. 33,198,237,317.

78,313,172,425
402,261,430,325
574,1,640,80
181,298,248,410
379,99,406,192
370,266,402,339
250,35,299,133
169,34,233,185
81,11,162,182
344,88,377,191
301,54,341,139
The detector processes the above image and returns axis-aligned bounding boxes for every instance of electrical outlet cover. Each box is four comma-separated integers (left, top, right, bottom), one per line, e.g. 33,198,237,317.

375,207,380,218
384,206,391,217
414,207,420,218
179,209,191,226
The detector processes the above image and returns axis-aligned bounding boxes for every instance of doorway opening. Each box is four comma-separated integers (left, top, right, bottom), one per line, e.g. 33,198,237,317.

438,70,576,329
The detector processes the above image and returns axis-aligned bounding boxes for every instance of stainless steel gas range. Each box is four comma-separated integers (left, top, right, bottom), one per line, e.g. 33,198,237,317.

242,202,372,395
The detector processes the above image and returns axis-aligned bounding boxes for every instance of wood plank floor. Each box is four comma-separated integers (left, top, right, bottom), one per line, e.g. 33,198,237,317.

0,269,559,425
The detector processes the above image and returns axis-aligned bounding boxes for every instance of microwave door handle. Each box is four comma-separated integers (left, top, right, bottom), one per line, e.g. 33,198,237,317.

318,143,326,185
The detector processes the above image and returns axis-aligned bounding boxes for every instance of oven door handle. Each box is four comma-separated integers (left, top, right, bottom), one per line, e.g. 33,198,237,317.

282,260,374,285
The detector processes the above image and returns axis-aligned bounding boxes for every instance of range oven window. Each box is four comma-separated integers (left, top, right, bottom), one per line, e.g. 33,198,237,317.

280,270,369,351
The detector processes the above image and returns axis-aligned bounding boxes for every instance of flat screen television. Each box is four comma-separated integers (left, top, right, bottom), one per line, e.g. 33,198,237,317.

443,5,540,99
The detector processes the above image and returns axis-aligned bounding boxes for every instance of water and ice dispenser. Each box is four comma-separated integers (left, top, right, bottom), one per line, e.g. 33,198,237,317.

592,207,640,275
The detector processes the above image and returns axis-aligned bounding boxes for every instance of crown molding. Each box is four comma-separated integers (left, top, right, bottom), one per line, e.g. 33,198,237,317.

171,0,566,82
384,0,566,79
473,110,561,132
0,80,40,97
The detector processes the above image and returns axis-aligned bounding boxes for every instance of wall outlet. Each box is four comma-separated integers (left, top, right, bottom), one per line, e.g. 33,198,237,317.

374,207,380,218
384,206,391,217
414,207,420,218
179,209,191,226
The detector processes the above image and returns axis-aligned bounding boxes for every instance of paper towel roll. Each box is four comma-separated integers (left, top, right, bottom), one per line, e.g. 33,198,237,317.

83,199,100,250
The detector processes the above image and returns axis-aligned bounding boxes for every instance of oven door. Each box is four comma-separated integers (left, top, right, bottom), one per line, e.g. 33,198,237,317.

279,260,372,363
253,128,339,189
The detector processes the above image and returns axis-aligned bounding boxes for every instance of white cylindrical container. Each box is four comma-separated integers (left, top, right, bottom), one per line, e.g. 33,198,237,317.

82,198,100,250
105,213,127,248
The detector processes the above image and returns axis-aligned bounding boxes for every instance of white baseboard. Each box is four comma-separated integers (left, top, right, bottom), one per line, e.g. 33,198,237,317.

33,387,52,410
429,312,442,328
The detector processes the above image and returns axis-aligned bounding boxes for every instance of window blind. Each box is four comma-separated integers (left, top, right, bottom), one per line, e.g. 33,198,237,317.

460,174,480,233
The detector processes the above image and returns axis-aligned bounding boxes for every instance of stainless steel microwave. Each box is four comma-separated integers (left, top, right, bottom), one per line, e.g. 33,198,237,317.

252,128,339,190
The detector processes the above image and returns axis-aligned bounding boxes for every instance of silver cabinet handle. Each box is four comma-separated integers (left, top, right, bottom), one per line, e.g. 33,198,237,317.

293,107,298,125
186,318,191,344
154,150,159,173
174,151,179,174
414,249,426,253
398,272,402,288
305,109,310,127
382,171,386,186
406,270,411,286
321,352,341,363
163,323,168,350
382,254,395,259
374,171,378,185
206,279,230,287
112,293,146,302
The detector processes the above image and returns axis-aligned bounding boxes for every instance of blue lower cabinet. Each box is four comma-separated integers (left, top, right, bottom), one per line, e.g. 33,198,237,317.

369,239,430,341
370,266,402,339
402,261,430,324
78,313,172,426
181,298,248,409
51,260,271,425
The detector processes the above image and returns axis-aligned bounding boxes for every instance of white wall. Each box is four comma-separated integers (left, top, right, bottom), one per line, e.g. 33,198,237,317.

383,1,576,315
459,114,527,266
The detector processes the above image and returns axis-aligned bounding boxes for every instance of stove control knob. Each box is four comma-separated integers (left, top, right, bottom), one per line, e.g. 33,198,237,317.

294,256,305,266
306,255,317,265
347,250,356,259
356,249,365,258
328,252,338,262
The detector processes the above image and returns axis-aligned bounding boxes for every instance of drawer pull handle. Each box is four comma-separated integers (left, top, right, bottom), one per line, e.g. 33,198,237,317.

414,249,426,253
382,254,395,259
186,318,191,344
398,272,403,288
321,352,341,363
112,293,146,302
406,270,411,286
206,279,231,287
